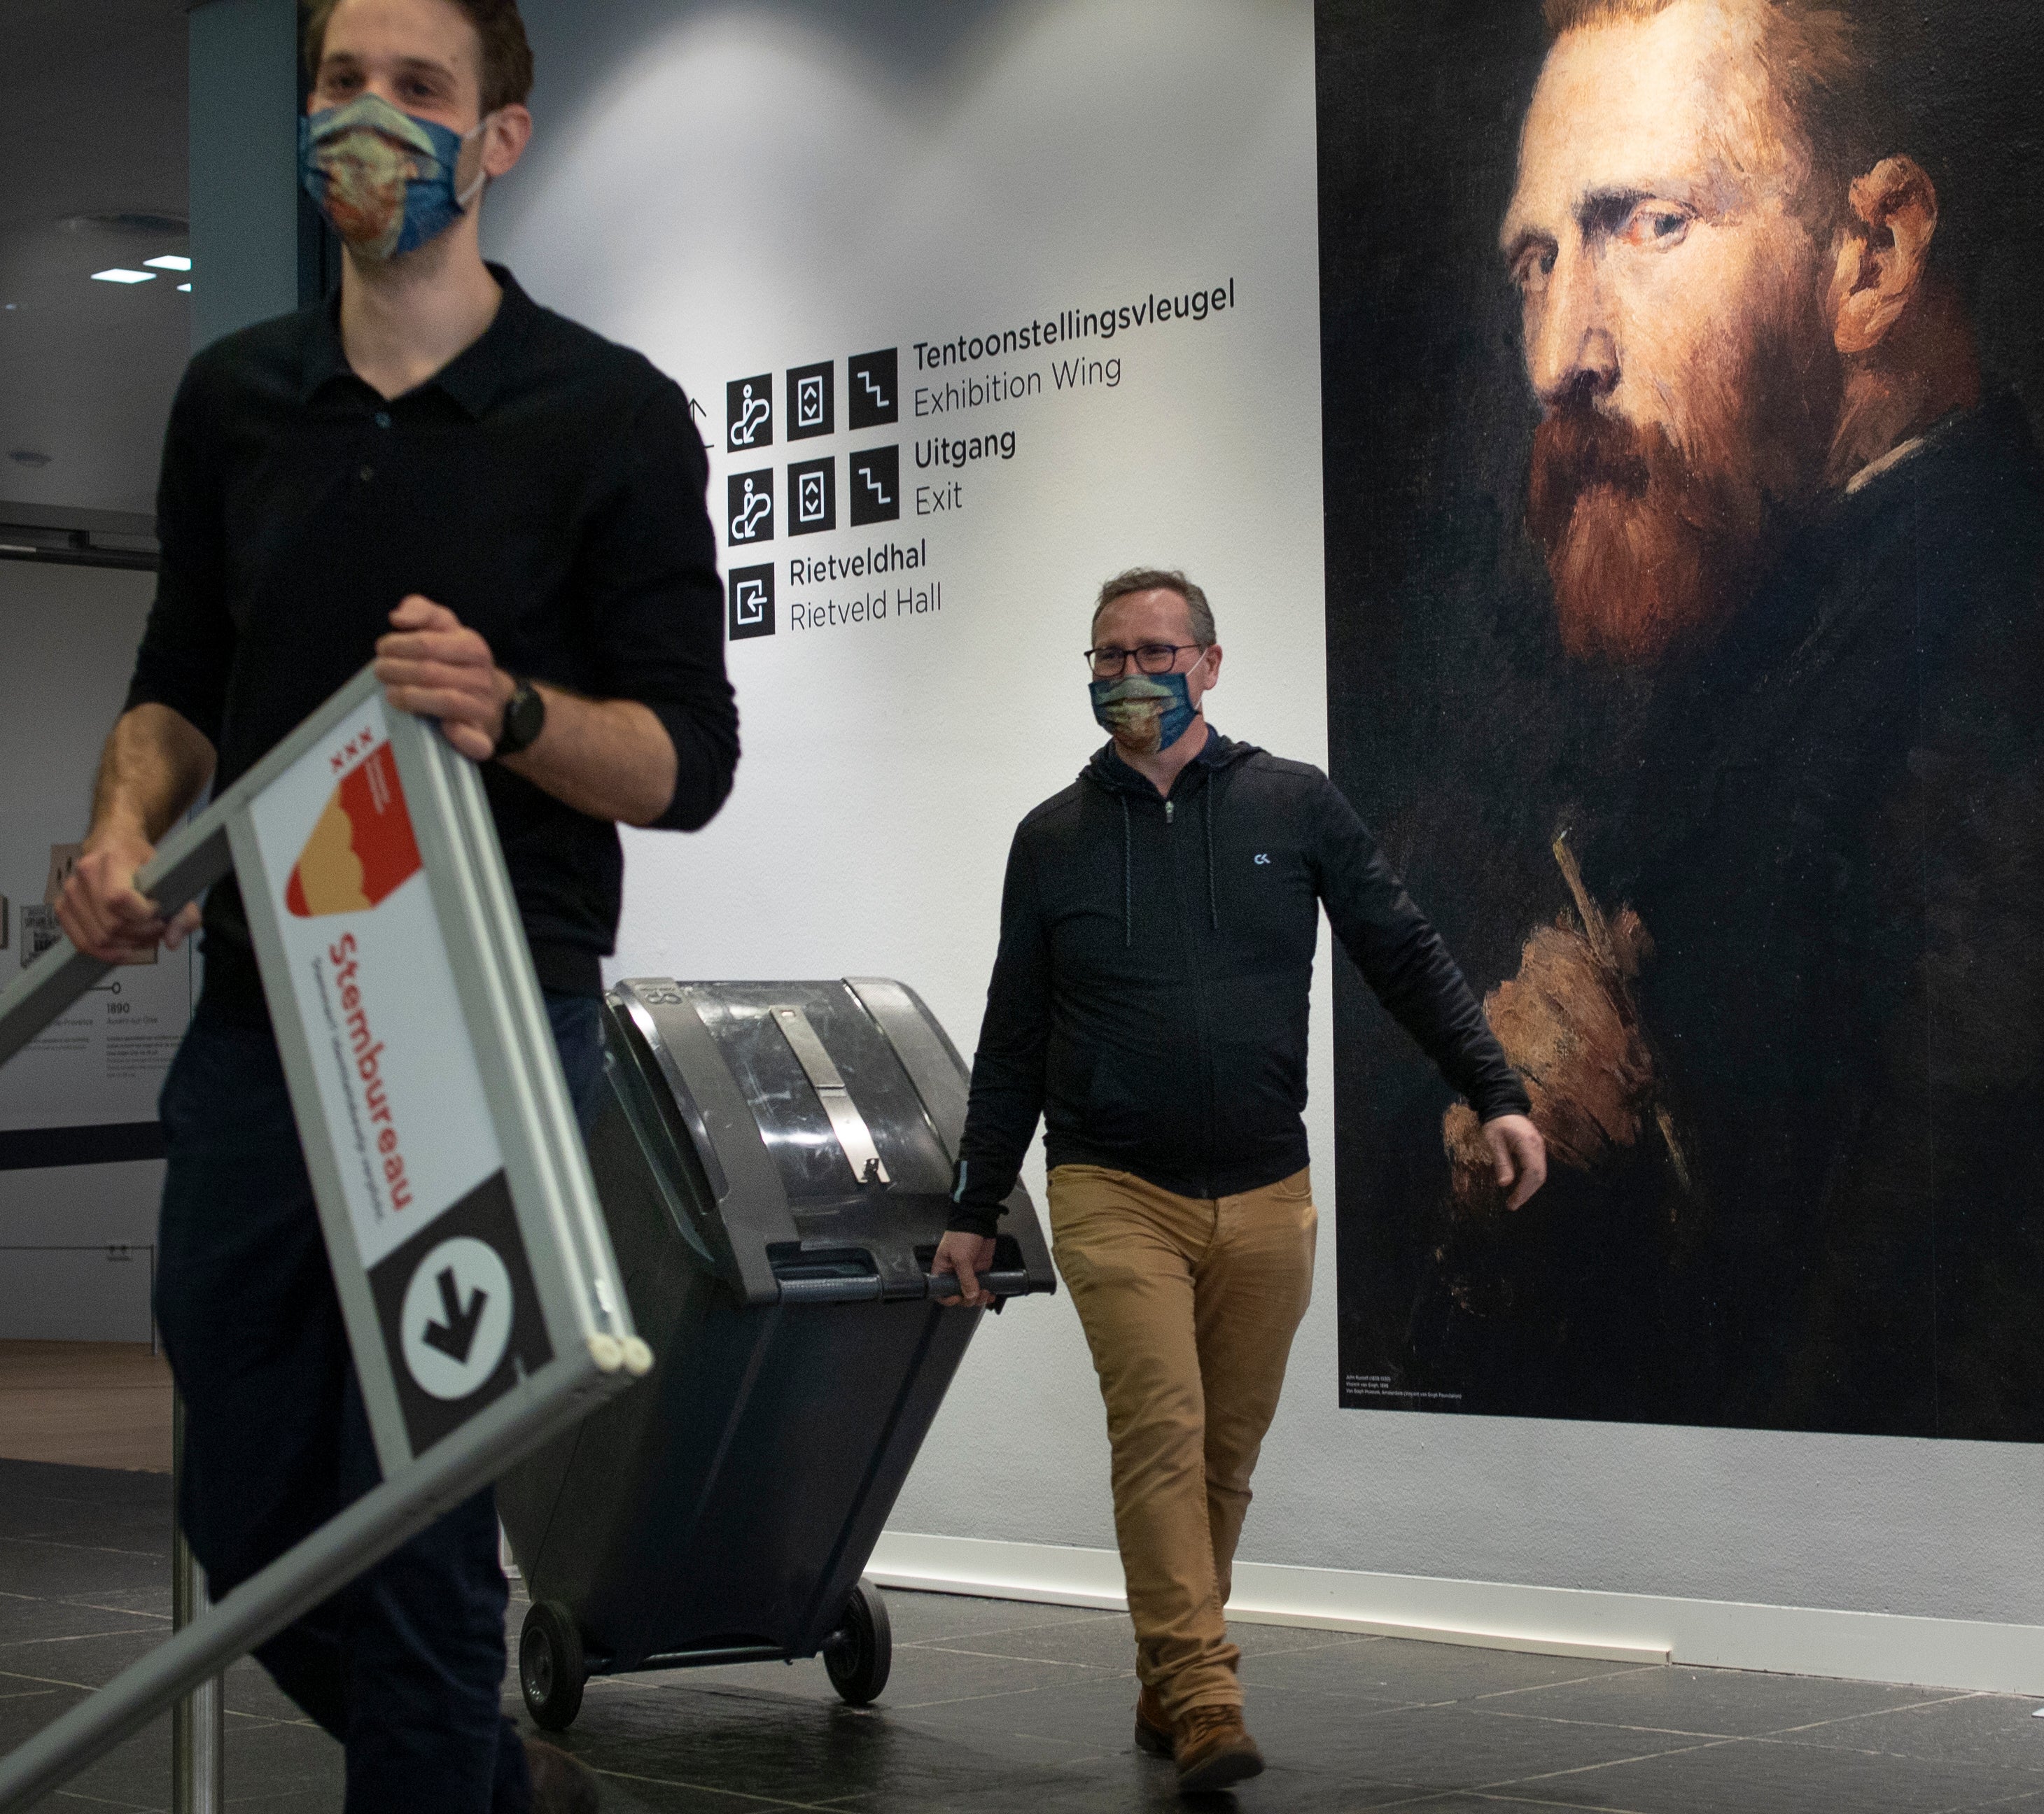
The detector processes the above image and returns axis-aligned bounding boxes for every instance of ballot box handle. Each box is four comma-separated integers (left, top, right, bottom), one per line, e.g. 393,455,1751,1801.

769,1244,887,1305
925,1269,1033,1302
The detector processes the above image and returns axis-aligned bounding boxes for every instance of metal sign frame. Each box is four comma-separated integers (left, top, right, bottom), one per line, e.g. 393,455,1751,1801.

0,666,648,1811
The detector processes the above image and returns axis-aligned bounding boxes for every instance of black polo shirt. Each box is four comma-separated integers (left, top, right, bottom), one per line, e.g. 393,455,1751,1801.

126,267,738,1025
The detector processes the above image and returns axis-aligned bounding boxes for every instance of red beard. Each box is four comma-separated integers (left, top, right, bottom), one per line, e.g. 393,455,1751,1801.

1527,400,1770,666
1526,286,1840,667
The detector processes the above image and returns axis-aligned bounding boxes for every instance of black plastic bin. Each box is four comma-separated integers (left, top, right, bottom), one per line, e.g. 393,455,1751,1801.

498,976,1055,1729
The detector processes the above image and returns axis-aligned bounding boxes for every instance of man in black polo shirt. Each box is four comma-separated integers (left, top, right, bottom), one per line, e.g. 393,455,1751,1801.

55,1,735,1808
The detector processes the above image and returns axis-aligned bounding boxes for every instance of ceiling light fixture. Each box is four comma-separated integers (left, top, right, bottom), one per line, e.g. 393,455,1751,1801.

144,255,192,272
178,283,192,293
61,212,190,238
91,268,156,285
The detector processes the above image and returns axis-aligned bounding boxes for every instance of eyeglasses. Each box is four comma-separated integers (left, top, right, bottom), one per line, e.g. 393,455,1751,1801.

1084,642,1208,678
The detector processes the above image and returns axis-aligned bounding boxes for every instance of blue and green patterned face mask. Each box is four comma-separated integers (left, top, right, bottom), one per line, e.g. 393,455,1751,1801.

1090,668,1199,757
300,93,489,262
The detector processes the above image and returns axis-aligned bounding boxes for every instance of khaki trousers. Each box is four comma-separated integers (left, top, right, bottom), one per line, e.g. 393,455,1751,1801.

1048,1162,1317,1718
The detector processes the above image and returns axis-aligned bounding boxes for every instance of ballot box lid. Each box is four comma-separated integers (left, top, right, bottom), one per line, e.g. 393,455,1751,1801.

604,976,1051,1309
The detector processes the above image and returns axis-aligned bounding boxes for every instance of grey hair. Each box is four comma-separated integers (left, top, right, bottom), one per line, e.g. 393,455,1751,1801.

1092,566,1217,645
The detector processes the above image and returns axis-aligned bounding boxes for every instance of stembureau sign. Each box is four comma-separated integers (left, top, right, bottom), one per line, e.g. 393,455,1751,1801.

713,278,1238,645
230,684,566,1458
247,696,503,1276
287,736,432,1224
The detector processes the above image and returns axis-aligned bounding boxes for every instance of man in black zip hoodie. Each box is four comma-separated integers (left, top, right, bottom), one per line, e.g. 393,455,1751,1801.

933,568,1544,1794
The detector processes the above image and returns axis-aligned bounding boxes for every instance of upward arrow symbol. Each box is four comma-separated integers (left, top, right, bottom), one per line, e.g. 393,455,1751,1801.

421,1267,488,1363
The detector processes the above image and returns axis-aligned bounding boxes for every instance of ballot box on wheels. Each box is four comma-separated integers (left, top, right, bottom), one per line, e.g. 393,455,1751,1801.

496,976,1055,1729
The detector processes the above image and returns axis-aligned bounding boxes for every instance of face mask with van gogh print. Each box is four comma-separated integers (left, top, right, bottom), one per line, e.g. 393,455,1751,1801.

299,93,489,261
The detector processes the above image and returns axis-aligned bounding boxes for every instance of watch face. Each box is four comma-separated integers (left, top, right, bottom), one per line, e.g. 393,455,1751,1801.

503,682,545,754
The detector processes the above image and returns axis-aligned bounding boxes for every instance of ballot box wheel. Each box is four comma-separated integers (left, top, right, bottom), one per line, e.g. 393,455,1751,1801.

520,1601,587,1731
823,1580,893,1706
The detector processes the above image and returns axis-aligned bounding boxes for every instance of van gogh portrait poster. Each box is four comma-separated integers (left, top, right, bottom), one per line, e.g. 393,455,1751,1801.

1320,0,2044,1439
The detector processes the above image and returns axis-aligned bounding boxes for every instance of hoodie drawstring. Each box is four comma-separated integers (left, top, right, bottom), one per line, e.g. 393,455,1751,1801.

1106,750,1227,946
1121,794,1133,948
1203,787,1217,931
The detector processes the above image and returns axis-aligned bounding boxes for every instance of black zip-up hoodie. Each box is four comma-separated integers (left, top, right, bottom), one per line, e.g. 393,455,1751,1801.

947,732,1530,1233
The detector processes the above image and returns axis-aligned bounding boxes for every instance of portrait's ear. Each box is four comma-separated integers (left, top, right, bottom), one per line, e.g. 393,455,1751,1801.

1826,155,1938,356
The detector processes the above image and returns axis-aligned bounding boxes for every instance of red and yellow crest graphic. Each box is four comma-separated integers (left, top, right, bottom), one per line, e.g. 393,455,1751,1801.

285,743,423,917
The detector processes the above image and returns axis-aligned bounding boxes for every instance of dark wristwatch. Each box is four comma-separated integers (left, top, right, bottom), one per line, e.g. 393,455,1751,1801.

495,676,546,757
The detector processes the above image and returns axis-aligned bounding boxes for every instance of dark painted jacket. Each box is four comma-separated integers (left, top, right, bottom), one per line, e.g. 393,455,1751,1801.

1621,388,2044,1438
1415,389,2044,1440
947,732,1528,1232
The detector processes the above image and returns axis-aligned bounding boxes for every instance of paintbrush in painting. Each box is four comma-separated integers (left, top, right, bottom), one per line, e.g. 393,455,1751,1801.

1551,829,1695,1197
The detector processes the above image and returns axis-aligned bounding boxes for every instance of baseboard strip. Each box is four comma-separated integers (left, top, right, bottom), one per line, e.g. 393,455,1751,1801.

868,1531,2044,1694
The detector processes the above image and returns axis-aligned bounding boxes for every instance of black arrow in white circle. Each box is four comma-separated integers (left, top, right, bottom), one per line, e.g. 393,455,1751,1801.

400,1237,513,1402
421,1267,488,1363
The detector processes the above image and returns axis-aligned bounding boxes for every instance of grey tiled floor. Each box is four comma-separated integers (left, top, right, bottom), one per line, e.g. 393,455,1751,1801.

6,1458,2044,1811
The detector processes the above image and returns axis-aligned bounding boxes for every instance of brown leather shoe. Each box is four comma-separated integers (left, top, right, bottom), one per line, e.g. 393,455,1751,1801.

526,1736,601,1813
1134,1684,1175,1758
1173,1704,1264,1793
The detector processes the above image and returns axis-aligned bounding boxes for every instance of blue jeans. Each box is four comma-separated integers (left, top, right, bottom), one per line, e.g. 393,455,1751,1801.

154,993,603,1814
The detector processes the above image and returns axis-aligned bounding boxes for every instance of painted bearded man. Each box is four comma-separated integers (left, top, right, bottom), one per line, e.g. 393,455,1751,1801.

1429,0,2044,1437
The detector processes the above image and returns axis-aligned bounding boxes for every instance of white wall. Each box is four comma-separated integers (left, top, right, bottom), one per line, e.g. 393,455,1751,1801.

0,558,166,1341
494,0,2044,1680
